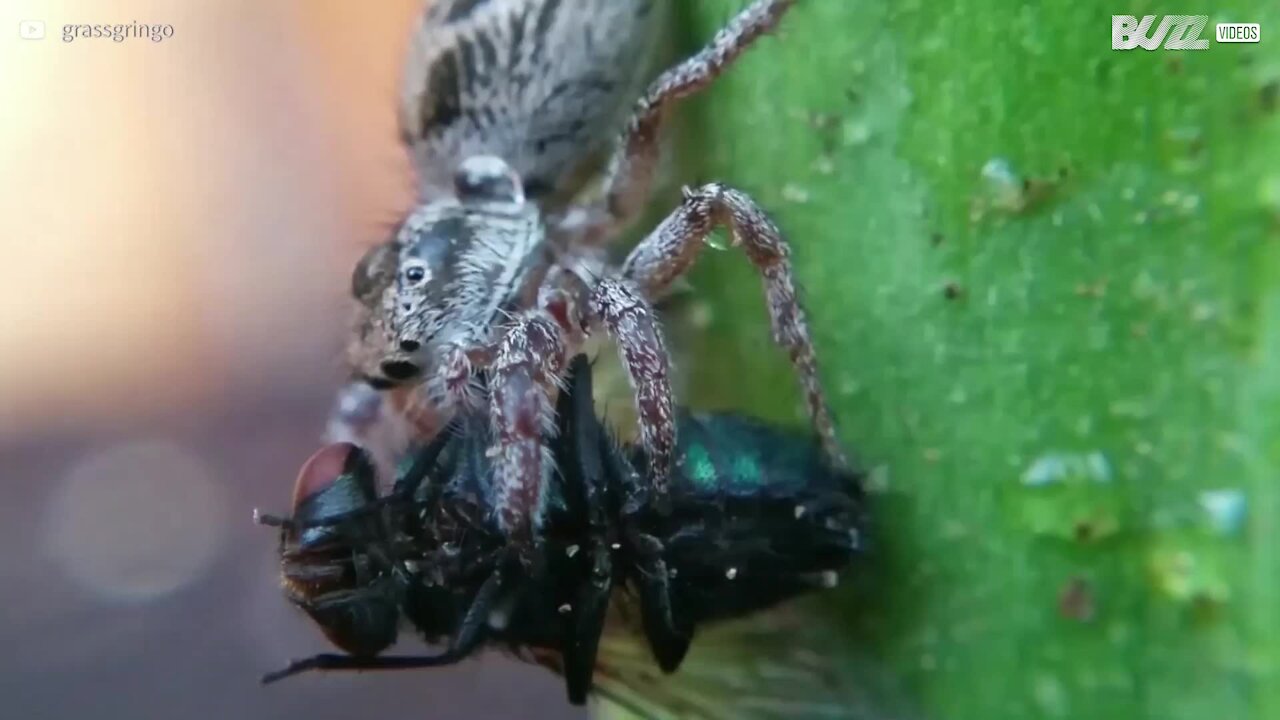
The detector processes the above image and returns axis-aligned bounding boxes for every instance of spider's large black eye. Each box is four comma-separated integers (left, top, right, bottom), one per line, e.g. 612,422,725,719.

404,265,426,284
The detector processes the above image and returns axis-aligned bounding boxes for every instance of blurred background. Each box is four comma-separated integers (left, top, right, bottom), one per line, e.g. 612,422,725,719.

0,0,577,717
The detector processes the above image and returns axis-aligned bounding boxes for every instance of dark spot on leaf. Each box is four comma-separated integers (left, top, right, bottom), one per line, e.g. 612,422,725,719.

930,231,944,246
943,282,963,301
1093,59,1112,84
1187,592,1226,624
1073,520,1095,542
1259,80,1277,114
1058,577,1095,622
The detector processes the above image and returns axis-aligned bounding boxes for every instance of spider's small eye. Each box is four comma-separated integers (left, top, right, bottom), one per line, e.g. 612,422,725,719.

455,155,524,204
403,264,427,285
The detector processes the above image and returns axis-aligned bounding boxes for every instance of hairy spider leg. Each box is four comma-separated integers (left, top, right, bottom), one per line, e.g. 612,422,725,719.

577,0,800,241
622,183,848,470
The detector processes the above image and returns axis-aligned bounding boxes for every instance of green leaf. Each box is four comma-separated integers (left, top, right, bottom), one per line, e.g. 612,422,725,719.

607,1,1280,718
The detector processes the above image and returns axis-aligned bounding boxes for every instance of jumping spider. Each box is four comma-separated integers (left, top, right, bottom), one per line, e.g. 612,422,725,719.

338,0,846,563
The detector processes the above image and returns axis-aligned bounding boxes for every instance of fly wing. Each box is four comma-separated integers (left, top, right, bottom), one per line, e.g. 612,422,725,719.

590,605,923,720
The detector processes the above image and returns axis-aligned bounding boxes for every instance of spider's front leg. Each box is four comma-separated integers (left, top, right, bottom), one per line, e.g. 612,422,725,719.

585,277,676,507
486,309,569,564
623,183,849,470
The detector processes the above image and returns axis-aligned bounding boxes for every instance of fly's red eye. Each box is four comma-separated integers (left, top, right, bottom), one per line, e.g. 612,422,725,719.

291,442,360,510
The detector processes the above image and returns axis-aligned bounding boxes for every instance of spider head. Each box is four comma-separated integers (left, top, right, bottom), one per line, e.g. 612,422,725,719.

350,155,544,389
276,443,401,657
346,215,458,388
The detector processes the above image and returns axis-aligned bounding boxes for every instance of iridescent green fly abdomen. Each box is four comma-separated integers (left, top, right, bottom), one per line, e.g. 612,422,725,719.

619,409,866,635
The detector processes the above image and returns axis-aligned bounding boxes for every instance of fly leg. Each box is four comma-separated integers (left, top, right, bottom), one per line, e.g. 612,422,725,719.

261,651,471,683
261,565,508,685
632,532,692,673
553,355,614,704
560,543,612,704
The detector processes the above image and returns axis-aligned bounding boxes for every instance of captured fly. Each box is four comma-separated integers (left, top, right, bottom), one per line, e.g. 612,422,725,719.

260,356,866,710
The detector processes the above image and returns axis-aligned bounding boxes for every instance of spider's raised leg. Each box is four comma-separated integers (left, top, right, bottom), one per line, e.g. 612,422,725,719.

622,183,848,470
586,277,676,505
576,0,799,240
486,310,568,560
